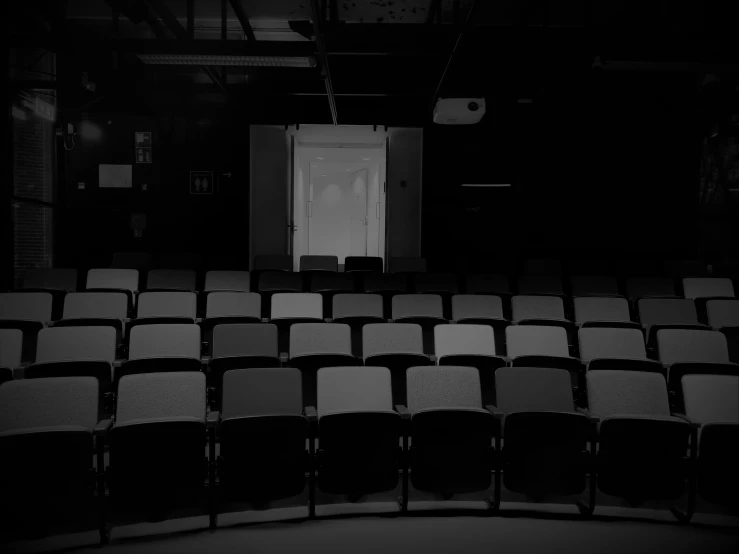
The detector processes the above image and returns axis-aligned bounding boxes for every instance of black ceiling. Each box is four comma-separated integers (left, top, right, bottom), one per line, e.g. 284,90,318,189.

8,0,739,125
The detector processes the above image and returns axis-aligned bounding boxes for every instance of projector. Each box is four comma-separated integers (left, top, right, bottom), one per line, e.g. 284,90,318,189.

433,98,486,124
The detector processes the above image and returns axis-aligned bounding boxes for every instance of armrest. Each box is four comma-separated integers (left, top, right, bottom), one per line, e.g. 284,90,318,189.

261,318,270,323
94,418,114,436
201,356,211,365
484,405,504,419
395,404,411,419
429,355,437,364
279,352,289,364
113,359,125,368
195,317,203,324
324,318,333,323
305,406,318,426
575,406,600,424
388,319,394,323
206,411,220,427
672,412,701,429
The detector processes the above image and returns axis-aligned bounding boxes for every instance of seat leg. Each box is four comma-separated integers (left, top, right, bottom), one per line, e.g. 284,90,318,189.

671,427,698,524
577,422,598,517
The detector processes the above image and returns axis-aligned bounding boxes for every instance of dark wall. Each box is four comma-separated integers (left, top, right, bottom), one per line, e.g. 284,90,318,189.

57,113,249,268
422,72,701,266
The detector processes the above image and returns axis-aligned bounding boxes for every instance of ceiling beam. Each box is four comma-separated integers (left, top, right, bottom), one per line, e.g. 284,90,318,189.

228,0,257,41
310,0,338,126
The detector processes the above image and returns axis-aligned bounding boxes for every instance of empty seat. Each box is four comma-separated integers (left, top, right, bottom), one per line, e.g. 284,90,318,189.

494,367,594,511
681,375,739,507
511,295,567,323
517,276,564,296
86,269,138,310
587,370,695,520
434,324,506,405
451,294,508,333
0,377,103,542
506,326,582,390
111,252,154,272
405,366,498,506
344,256,383,273
413,274,459,295
0,329,22,383
201,292,262,343
478,257,519,277
134,291,197,327
682,277,735,300
253,255,292,273
0,291,53,363
332,294,385,326
120,324,202,383
55,291,129,346
270,293,323,322
707,299,739,363
523,258,563,276
568,258,613,277
637,298,707,346
158,252,201,270
300,255,338,273
465,274,511,296
626,277,677,300
311,273,355,318
213,368,310,511
392,295,446,326
664,259,708,279
363,323,431,405
21,268,77,292
258,271,303,294
573,297,636,328
204,271,251,292
146,269,197,291
315,366,406,510
388,257,426,274
206,254,249,271
103,372,208,527
577,328,660,373
570,276,620,297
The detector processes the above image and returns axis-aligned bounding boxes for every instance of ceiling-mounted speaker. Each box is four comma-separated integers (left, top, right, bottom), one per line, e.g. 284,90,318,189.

433,98,486,124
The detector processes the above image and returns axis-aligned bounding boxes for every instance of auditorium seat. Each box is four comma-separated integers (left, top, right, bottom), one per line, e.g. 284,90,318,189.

511,295,575,338
207,323,281,407
311,272,356,318
203,271,251,292
625,277,678,302
117,324,203,385
54,291,128,347
637,298,709,348
517,276,564,296
146,269,197,292
252,255,293,275
0,377,105,542
86,269,138,312
682,277,735,300
573,297,638,329
314,366,408,514
586,370,696,521
568,258,613,277
21,267,78,293
288,323,360,407
523,258,563,277
111,252,154,273
494,367,595,513
570,276,620,297
257,271,304,318
577,327,662,374
211,368,311,518
405,365,498,509
392,294,446,354
103,372,208,534
363,323,432,405
707,299,739,363
664,259,708,279
300,255,338,273
451,294,509,335
200,292,262,345
0,329,22,383
129,291,198,336
434,324,506,405
388,257,427,275
331,294,386,356
363,273,408,315
0,291,53,363
413,274,459,318
158,252,202,270
270,293,324,351
681,374,739,508
464,274,511,298
344,256,383,273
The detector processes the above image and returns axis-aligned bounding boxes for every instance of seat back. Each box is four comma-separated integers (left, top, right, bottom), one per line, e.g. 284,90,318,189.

494,367,575,413
682,375,739,424
0,329,23,368
299,255,338,272
289,323,352,357
682,277,735,300
258,271,303,292
317,366,393,417
517,276,563,296
414,274,459,294
465,274,510,295
222,367,303,419
158,252,201,270
586,370,671,418
511,295,565,321
206,292,261,319
344,256,383,273
62,292,128,320
36,326,116,363
573,297,631,325
137,291,197,319
626,277,676,300
363,323,424,357
204,271,250,292
271,293,323,319
86,269,138,293
388,257,426,274
707,299,739,329
212,323,278,358
111,252,154,271
638,298,699,327
656,329,730,365
253,255,292,272
505,326,570,358
523,258,563,276
406,366,482,412
434,324,496,358
332,294,384,319
115,372,205,426
128,324,201,360
146,269,197,291
452,294,504,321
570,276,619,297
22,268,77,292
392,294,444,319
578,328,647,363
0,292,53,322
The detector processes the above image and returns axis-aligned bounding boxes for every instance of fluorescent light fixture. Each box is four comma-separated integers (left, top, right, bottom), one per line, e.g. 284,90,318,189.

317,157,324,160
137,54,317,68
461,183,512,188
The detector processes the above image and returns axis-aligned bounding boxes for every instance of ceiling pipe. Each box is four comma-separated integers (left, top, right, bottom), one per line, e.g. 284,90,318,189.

309,0,338,125
228,0,257,41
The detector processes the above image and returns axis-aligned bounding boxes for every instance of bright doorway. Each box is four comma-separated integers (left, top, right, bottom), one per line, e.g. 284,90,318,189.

291,145,386,271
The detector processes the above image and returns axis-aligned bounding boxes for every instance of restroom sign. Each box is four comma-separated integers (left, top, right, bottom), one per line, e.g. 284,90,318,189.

135,132,152,164
190,171,214,195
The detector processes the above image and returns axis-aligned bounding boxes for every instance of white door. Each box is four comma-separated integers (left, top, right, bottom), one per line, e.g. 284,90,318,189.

348,169,369,257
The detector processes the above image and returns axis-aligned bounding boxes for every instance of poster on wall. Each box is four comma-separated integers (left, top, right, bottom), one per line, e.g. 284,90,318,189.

135,132,152,164
190,171,214,195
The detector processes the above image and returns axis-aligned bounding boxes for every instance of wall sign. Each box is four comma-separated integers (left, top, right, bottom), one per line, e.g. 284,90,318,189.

190,171,214,195
135,132,152,164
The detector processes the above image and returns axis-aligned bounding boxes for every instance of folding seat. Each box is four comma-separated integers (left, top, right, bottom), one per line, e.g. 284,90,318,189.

570,276,620,297
478,257,519,277
0,329,22,383
578,327,662,374
313,366,408,514
567,258,613,277
0,291,53,363
511,295,575,338
270,293,325,352
523,258,563,276
363,272,408,316
158,251,202,270
451,294,509,334
664,259,708,279
656,329,738,407
615,258,663,279
21,268,77,319
434,324,507,405
258,271,303,318
707,299,739,363
128,291,198,337
363,323,432,405
118,323,203,385
517,275,564,296
344,256,383,273
111,251,154,273
253,254,293,275
54,291,128,348
0,377,106,542
392,294,446,354
331,294,386,357
86,268,138,313
405,366,499,509
206,254,249,271
288,323,360,407
200,292,262,347
146,269,197,291
625,277,677,302
682,277,735,300
637,297,708,348
211,368,312,518
388,256,427,275
573,297,638,329
310,272,356,318
586,370,697,521
413,274,459,319
505,326,583,393
493,367,595,512
207,323,280,405
204,270,250,292
300,255,338,273
101,372,208,536
681,375,739,508
464,274,511,297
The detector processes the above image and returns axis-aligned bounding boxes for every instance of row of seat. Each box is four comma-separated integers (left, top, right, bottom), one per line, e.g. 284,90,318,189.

2,365,736,544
